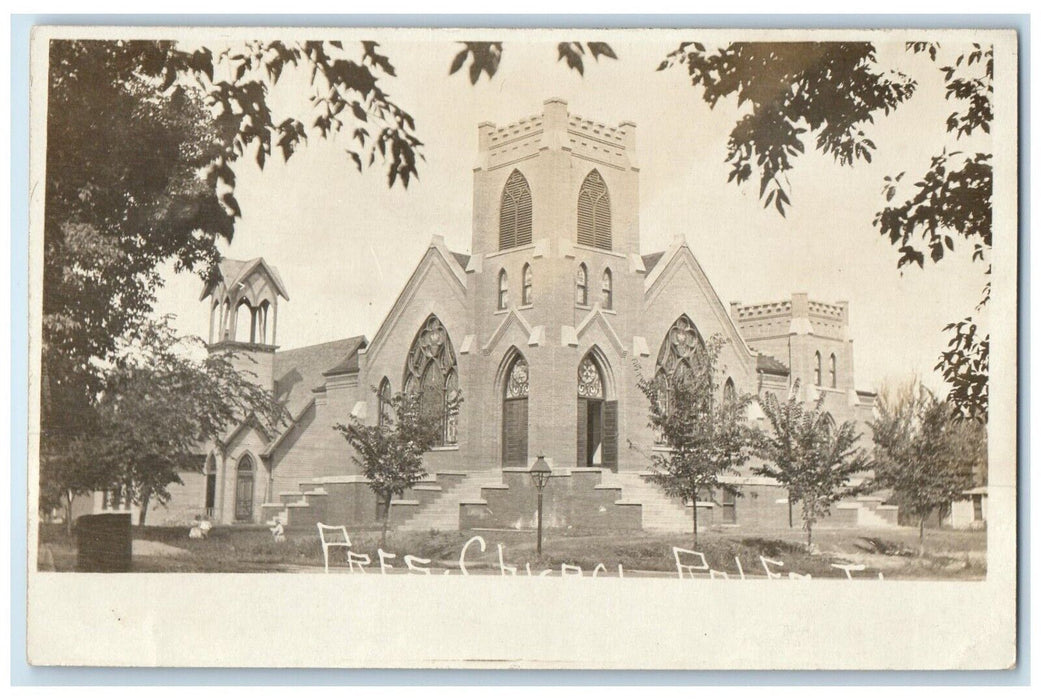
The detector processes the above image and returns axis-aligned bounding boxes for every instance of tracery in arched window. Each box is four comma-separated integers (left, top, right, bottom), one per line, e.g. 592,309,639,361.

403,316,459,446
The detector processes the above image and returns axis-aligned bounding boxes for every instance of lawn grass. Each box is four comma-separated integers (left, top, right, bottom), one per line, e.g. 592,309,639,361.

38,521,986,579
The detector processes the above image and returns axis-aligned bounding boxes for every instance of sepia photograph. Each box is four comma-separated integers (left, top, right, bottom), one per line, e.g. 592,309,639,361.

24,24,1019,669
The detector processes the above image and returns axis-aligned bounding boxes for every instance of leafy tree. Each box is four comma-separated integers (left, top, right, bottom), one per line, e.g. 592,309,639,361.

661,40,993,419
875,43,993,421
334,387,458,548
449,41,617,83
42,39,421,463
43,317,288,527
39,434,110,535
869,380,983,553
658,42,916,216
754,380,869,548
635,336,756,547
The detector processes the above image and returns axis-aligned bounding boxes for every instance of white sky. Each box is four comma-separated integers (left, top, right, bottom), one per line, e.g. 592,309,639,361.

153,34,990,396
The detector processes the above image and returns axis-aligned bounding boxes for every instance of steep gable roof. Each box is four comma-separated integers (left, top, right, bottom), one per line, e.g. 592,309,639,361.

200,257,290,301
272,336,366,416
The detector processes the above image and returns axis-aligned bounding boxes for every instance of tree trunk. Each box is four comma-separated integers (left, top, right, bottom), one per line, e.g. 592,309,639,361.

788,490,793,528
806,521,813,550
138,492,150,526
380,493,392,550
918,516,926,556
64,489,74,537
691,490,699,548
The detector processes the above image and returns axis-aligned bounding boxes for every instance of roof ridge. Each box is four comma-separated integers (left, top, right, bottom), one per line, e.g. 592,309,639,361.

275,335,366,355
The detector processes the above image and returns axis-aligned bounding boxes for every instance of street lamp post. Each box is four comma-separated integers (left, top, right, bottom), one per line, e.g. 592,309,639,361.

530,455,552,557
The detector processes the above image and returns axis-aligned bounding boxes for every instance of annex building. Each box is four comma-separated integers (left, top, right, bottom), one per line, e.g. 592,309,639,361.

152,99,895,533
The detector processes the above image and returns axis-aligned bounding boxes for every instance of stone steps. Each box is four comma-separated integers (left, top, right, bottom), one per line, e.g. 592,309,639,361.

603,472,693,532
397,472,506,531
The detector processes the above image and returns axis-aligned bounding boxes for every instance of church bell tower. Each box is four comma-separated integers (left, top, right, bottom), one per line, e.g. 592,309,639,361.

200,257,290,391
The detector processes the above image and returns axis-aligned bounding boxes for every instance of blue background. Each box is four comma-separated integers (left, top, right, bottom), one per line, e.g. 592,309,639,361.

9,13,1030,685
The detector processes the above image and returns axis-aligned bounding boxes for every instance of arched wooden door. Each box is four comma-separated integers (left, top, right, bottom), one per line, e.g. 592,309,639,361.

577,354,618,471
502,356,529,469
234,455,255,522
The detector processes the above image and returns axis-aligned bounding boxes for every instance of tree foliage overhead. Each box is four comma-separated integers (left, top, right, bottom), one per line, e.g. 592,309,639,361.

448,41,617,83
875,43,993,421
43,38,421,445
659,42,917,215
661,39,994,420
635,336,757,546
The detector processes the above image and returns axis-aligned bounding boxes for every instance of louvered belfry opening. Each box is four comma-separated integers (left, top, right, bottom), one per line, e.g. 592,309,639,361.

499,169,533,250
577,169,611,250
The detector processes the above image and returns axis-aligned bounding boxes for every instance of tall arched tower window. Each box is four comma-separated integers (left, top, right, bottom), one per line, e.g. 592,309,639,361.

601,268,613,309
829,353,837,388
497,269,509,310
522,264,533,305
576,264,589,306
814,351,823,386
577,169,611,250
404,315,459,446
499,169,533,250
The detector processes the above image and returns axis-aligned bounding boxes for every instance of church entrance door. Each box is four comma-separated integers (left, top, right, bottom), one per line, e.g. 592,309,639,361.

502,355,529,469
234,457,255,522
577,354,618,472
502,398,528,469
585,399,603,467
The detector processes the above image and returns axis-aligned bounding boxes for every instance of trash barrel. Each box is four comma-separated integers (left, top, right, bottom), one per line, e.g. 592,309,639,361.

76,512,132,572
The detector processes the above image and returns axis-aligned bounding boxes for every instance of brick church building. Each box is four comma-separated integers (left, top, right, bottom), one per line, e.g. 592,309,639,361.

155,99,894,533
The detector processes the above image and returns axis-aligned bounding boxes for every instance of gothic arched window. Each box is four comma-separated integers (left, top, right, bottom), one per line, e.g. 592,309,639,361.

654,316,706,442
234,299,253,342
377,377,393,428
656,315,705,379
577,169,611,250
522,264,533,306
576,264,589,306
499,169,533,250
403,315,459,446
497,269,508,310
723,377,737,405
822,412,837,436
601,268,613,310
829,353,837,388
814,351,823,386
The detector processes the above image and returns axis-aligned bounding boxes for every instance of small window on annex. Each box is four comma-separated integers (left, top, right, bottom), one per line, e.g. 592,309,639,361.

522,264,533,306
601,268,613,310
